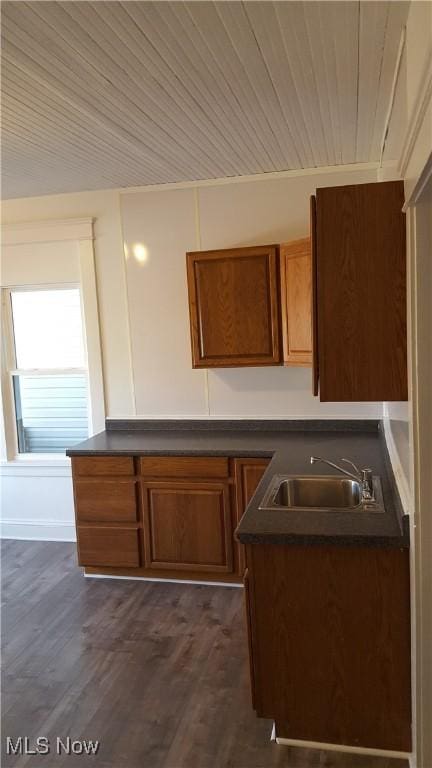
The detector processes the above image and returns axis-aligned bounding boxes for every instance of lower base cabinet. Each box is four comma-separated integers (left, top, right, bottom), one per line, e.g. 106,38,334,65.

244,542,412,752
71,455,268,583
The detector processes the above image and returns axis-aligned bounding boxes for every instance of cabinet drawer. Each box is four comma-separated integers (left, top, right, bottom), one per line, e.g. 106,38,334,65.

139,456,229,479
74,480,138,523
72,456,134,477
77,526,140,567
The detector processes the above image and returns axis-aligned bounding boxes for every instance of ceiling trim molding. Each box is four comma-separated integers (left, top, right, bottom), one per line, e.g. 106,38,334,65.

118,162,380,196
1,217,94,245
398,52,432,178
403,151,432,210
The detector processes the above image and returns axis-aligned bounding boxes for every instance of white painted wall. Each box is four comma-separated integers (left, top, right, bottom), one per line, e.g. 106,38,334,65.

1,463,75,541
121,165,381,418
121,187,208,416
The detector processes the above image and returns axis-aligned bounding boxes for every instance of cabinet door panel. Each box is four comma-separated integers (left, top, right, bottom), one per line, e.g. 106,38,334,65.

280,238,312,366
186,246,281,367
316,181,407,401
74,479,138,523
142,481,233,573
234,458,270,574
77,526,140,568
247,544,411,751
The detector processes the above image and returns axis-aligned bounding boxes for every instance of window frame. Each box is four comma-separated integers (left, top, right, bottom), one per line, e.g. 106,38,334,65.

1,217,106,468
2,283,88,460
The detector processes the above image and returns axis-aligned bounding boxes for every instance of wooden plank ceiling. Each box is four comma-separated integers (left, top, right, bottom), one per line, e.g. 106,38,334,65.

2,1,409,199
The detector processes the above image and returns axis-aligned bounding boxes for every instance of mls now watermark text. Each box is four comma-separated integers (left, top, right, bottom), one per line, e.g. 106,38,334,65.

6,736,100,756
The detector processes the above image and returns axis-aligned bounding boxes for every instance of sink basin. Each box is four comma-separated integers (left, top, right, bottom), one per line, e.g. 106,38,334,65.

273,476,361,508
259,474,384,512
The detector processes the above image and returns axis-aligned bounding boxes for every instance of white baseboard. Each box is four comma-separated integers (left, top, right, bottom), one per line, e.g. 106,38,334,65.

84,573,243,587
0,519,76,542
273,733,410,761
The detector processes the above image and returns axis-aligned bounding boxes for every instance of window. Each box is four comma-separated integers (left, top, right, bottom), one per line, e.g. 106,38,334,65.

3,287,89,454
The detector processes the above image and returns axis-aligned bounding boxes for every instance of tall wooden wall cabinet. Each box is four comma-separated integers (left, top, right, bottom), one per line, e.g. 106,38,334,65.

311,180,407,401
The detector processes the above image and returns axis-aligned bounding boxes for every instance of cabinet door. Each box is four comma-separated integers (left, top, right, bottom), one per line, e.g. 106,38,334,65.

141,481,233,573
186,245,282,368
234,458,270,574
248,544,411,752
280,238,312,366
316,180,407,401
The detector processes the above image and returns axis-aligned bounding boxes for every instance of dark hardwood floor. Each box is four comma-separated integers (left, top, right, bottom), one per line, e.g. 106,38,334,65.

1,540,409,768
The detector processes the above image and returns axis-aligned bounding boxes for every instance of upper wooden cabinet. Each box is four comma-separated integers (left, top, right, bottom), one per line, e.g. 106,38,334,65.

186,243,313,369
186,245,282,368
280,238,312,366
312,180,407,401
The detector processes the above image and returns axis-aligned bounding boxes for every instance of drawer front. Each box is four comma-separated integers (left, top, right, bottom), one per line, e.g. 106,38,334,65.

139,456,229,479
74,480,138,523
77,526,140,568
72,456,134,477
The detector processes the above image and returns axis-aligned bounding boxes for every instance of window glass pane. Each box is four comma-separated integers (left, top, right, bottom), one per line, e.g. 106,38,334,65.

11,289,85,369
13,374,88,453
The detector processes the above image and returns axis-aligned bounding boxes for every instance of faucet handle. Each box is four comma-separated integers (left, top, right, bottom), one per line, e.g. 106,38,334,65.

360,468,374,499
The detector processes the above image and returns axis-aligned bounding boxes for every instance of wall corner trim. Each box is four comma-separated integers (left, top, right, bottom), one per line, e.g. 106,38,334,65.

398,53,432,178
382,416,412,515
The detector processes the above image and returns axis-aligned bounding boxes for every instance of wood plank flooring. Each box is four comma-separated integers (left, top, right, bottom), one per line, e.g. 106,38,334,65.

1,540,409,768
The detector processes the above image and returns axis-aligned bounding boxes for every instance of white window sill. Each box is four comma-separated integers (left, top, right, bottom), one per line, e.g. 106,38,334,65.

1,454,71,469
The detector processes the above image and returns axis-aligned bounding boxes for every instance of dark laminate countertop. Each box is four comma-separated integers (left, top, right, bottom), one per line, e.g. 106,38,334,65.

66,420,408,548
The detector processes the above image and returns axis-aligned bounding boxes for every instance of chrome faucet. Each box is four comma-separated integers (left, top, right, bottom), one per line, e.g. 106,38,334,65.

310,456,374,501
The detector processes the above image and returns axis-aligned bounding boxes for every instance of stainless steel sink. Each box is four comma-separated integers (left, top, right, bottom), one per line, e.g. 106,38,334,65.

259,474,384,512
